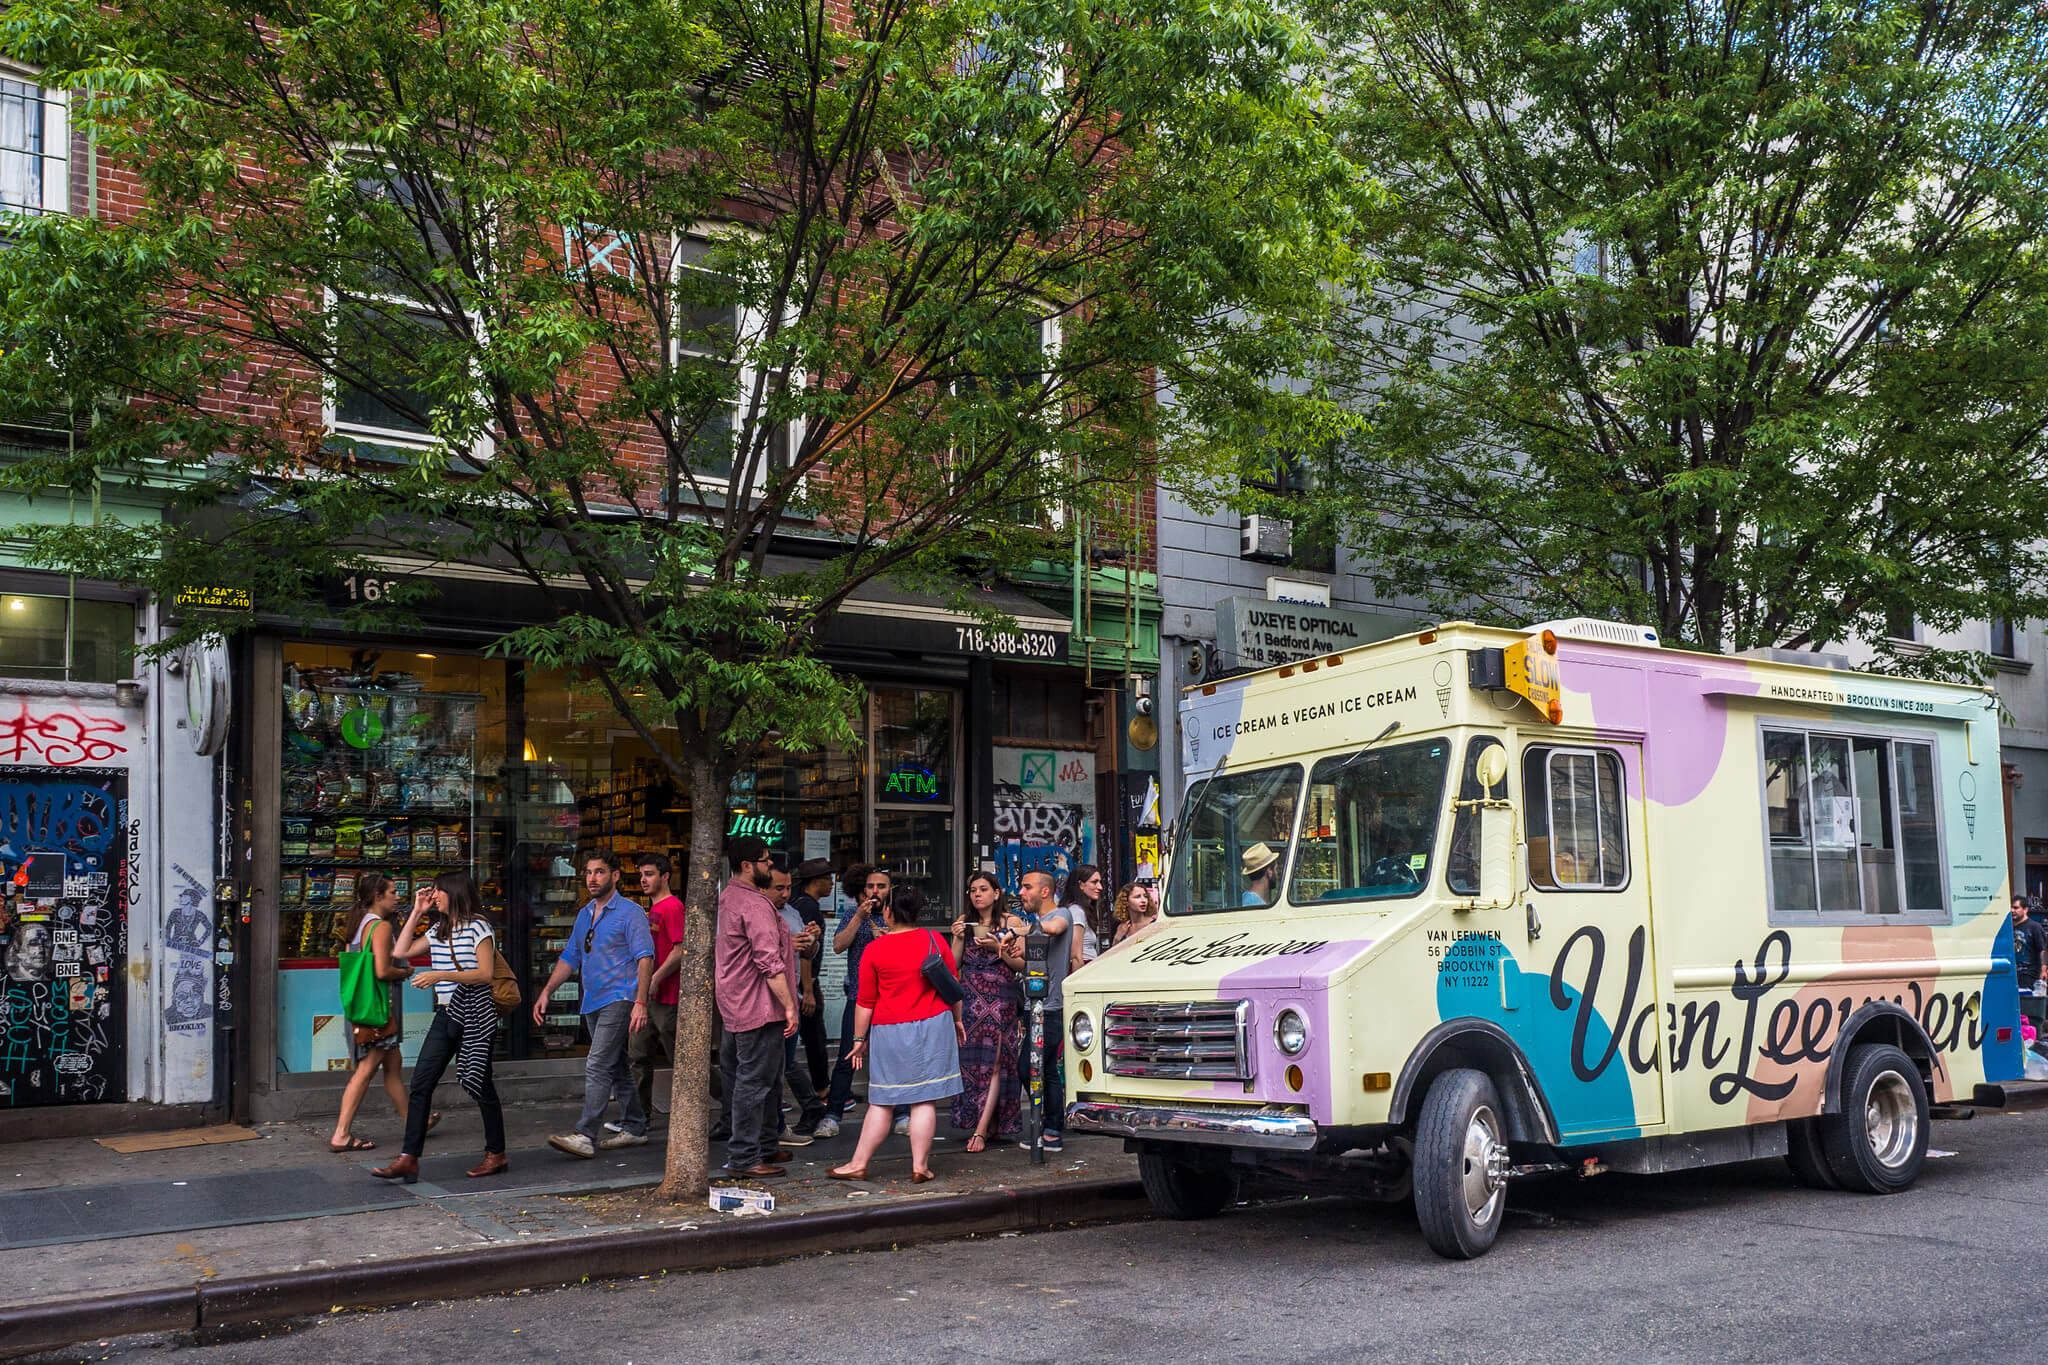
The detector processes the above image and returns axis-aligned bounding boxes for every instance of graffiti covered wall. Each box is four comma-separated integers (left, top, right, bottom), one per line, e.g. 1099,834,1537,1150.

0,765,128,1105
993,747,1097,893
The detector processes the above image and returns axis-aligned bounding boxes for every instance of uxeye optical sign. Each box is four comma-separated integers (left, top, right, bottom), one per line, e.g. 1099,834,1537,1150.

883,764,941,801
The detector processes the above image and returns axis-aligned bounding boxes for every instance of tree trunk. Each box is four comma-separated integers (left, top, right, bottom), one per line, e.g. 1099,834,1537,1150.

657,749,737,1201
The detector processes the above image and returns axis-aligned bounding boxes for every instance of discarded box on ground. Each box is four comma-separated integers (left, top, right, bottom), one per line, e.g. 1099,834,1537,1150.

708,1185,775,1214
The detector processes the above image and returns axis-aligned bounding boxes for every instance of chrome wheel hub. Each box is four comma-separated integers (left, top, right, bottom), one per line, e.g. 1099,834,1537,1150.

1865,1070,1918,1170
1461,1103,1507,1223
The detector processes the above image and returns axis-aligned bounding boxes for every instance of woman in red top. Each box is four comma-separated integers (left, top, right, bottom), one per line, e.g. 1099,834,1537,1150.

830,886,964,1184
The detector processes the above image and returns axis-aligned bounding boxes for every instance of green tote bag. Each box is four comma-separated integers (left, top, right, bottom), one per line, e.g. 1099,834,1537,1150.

338,944,391,1028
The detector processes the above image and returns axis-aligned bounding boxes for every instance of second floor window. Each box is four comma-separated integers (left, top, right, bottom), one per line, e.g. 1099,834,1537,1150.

328,164,481,451
674,235,790,488
1991,617,2019,660
0,71,68,220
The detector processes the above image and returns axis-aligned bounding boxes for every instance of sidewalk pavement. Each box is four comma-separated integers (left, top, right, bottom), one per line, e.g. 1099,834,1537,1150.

0,1097,1142,1355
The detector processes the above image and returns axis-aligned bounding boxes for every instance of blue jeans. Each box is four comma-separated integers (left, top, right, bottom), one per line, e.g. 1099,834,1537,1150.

825,995,859,1118
577,999,646,1141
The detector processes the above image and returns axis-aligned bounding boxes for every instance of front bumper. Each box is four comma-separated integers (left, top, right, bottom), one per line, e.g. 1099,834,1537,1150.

1067,1099,1320,1152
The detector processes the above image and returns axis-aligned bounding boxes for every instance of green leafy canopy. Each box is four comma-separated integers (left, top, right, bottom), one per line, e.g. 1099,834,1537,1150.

1318,0,2048,670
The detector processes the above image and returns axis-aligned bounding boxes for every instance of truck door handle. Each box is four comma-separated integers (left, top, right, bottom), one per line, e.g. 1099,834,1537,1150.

1525,902,1542,942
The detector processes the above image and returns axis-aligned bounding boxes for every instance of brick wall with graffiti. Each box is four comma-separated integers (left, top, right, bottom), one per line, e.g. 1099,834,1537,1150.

992,747,1097,894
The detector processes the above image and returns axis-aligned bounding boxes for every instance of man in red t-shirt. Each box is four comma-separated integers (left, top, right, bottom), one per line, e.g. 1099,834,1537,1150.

628,852,689,1123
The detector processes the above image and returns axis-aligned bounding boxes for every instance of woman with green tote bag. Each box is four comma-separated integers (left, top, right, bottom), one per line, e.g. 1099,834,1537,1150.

329,875,434,1152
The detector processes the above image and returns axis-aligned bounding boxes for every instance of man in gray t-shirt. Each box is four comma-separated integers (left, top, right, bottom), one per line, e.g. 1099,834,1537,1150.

765,866,826,1135
1017,870,1075,1150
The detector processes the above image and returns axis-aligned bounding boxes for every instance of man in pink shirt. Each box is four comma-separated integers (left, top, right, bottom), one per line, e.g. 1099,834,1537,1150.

713,835,799,1178
628,852,688,1123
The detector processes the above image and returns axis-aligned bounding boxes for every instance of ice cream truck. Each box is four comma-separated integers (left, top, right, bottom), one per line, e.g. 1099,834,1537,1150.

1063,619,2023,1258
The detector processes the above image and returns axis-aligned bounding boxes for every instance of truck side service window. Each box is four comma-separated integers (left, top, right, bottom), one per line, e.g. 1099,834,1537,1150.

1169,764,1303,914
1288,738,1451,906
1760,725,1945,922
1523,746,1629,891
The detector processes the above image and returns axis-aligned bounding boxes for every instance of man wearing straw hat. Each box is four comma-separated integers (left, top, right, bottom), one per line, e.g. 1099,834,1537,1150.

1241,843,1281,906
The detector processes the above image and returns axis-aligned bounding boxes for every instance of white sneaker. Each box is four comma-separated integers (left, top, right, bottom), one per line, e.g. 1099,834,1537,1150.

548,1132,597,1158
598,1130,649,1149
602,1120,625,1134
893,1115,910,1135
811,1117,841,1140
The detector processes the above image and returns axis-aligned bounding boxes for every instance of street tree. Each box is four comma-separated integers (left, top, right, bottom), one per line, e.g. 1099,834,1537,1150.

1317,0,2048,666
0,0,1369,1194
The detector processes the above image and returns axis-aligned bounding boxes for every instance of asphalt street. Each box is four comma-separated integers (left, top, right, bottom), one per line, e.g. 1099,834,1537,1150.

24,1108,2044,1365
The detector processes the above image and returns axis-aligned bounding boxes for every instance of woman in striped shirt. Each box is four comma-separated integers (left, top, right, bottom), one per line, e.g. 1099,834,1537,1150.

372,872,508,1183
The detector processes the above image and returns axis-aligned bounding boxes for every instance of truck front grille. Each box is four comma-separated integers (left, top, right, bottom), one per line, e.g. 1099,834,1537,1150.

1103,1001,1252,1081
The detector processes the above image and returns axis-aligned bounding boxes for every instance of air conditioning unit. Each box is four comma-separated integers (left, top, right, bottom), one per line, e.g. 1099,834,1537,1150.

0,405,81,443
1240,514,1293,563
1529,618,1661,647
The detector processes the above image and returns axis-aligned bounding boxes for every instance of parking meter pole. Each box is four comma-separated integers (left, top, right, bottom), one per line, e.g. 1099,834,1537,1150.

1023,930,1050,1167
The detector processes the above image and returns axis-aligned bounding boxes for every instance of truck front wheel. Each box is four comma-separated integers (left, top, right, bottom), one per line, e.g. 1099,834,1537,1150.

1138,1150,1238,1220
1413,1068,1509,1259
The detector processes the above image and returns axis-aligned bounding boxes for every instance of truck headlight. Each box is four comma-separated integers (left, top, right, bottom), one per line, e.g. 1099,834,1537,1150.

1275,1009,1309,1056
1071,1011,1095,1052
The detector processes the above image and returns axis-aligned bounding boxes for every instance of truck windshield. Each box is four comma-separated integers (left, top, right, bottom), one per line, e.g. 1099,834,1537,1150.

1288,737,1452,905
1169,763,1304,915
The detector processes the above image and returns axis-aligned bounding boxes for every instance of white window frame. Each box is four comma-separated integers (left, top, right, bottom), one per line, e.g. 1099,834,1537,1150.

1755,718,1951,927
0,62,70,220
321,156,493,458
1524,744,1632,892
668,226,805,501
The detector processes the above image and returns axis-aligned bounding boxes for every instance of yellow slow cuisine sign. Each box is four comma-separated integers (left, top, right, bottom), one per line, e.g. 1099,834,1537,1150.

1505,632,1563,724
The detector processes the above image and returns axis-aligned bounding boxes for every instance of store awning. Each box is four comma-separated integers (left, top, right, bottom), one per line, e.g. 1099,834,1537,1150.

193,527,1074,662
827,576,1072,663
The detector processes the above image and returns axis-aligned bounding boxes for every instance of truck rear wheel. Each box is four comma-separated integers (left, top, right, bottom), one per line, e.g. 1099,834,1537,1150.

1138,1150,1238,1220
1413,1068,1509,1259
1819,1043,1928,1194
1783,1117,1839,1190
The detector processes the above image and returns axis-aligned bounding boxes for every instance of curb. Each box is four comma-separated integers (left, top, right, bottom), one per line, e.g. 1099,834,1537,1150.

0,1178,1149,1356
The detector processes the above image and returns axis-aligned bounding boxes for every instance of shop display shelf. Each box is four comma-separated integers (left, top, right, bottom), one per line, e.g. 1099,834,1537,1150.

281,806,474,818
279,855,468,865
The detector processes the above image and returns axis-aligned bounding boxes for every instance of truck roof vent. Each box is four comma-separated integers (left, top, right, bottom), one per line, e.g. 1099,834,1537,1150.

1734,646,1857,672
1528,618,1661,647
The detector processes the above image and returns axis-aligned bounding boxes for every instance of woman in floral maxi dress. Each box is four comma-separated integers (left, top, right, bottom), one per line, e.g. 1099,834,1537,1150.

949,871,1024,1149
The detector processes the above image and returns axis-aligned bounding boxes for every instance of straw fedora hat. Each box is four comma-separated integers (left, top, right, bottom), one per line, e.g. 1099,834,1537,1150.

1241,842,1279,878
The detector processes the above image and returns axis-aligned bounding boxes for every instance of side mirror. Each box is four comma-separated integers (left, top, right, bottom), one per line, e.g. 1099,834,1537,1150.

1477,802,1516,908
1457,744,1515,909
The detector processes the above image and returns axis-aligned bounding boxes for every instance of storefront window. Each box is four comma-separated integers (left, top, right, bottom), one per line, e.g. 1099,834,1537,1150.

0,592,134,684
268,652,963,1081
872,686,958,915
275,646,507,1074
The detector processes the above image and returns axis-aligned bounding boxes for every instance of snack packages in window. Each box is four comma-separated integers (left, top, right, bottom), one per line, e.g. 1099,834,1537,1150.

283,772,318,810
279,871,304,903
389,875,411,902
335,818,365,857
281,817,311,860
362,818,390,858
438,823,464,858
305,869,334,902
332,870,357,905
308,821,337,860
386,818,412,859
